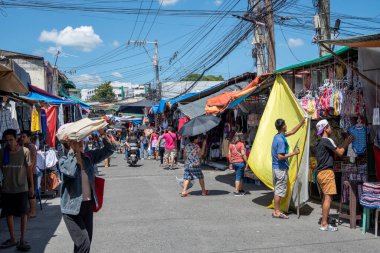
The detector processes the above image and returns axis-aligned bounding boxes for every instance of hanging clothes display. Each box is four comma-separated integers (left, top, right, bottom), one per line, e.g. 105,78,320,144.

40,109,47,138
45,106,58,148
31,105,41,132
0,101,20,138
58,104,64,128
348,125,368,155
9,101,20,133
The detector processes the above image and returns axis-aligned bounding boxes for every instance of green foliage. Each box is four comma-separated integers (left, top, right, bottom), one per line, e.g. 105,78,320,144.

90,81,117,102
181,74,224,81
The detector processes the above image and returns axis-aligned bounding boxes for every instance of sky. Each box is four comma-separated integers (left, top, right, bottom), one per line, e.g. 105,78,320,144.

1,0,380,91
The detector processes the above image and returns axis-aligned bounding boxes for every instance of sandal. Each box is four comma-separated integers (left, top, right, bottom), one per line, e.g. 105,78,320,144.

272,213,289,219
180,192,190,197
319,224,338,232
17,241,31,252
0,239,18,249
202,190,209,196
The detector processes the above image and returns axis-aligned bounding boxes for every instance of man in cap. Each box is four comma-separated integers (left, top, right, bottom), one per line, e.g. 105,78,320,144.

315,119,352,231
271,118,305,219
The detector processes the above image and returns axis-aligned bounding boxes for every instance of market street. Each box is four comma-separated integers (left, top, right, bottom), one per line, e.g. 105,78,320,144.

0,153,379,253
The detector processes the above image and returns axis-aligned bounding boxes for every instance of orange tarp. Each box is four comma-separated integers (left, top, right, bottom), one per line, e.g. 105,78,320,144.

205,73,271,114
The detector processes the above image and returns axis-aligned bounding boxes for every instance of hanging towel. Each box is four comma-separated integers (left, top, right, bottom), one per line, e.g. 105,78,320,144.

46,106,58,148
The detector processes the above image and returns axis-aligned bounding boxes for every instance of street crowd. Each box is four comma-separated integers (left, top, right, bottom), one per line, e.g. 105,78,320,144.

0,116,354,252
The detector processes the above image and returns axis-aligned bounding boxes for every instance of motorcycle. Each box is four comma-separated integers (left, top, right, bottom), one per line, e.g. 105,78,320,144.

127,143,139,166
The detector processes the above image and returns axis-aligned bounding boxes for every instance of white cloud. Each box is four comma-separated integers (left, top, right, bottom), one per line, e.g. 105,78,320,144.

159,0,179,6
287,38,304,48
46,46,62,56
112,40,121,47
214,0,223,6
112,71,123,78
70,74,103,88
39,26,103,52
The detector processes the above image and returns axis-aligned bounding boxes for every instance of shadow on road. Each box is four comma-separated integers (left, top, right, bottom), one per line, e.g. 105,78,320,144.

251,192,273,208
0,200,62,253
189,190,230,196
215,173,268,192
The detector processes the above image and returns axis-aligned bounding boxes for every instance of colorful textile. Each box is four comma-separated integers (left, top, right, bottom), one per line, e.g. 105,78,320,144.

31,106,41,132
183,165,204,181
46,106,57,148
348,126,368,155
40,109,47,137
184,143,200,167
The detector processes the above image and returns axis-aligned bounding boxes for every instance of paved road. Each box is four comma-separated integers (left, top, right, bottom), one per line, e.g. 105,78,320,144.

1,154,380,253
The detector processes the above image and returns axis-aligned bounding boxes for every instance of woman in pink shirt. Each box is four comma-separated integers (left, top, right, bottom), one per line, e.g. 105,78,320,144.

229,135,247,196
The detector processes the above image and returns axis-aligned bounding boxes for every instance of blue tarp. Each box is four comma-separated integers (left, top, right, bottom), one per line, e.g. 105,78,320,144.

129,118,142,125
24,92,73,105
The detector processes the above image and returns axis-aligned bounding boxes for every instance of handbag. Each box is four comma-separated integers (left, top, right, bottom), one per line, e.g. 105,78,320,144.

93,176,105,212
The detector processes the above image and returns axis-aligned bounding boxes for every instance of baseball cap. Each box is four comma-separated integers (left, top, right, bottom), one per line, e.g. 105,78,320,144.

316,119,329,136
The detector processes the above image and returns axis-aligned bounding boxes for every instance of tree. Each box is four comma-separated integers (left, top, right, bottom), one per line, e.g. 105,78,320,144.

90,81,117,102
181,74,224,81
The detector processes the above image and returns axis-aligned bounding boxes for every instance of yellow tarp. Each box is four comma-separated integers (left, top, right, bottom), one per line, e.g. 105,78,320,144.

248,75,308,212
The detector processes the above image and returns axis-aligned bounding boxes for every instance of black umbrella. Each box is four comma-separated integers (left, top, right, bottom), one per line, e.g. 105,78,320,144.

179,115,221,137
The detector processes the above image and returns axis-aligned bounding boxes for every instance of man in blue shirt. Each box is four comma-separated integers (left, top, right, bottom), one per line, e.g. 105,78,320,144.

271,118,305,219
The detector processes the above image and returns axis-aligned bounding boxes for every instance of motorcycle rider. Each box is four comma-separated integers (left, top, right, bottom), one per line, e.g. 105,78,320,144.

124,132,139,161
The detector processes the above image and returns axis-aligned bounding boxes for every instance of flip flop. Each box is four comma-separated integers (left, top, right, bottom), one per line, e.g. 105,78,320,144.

272,213,289,219
180,192,190,197
0,239,18,249
202,190,209,196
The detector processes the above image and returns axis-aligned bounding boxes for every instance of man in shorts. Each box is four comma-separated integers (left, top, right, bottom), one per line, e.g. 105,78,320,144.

0,129,34,251
271,118,305,219
161,127,178,170
315,119,352,231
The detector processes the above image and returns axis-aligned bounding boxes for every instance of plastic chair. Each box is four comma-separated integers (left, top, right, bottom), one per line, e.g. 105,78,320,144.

362,207,379,237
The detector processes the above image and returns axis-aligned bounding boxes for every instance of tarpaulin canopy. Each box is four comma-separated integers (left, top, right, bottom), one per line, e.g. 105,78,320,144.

320,33,380,48
248,75,309,212
0,64,29,94
178,81,249,119
24,91,73,105
65,96,91,110
205,74,272,115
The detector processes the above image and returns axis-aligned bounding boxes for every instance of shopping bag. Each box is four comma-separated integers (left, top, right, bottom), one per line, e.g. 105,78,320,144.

93,176,105,212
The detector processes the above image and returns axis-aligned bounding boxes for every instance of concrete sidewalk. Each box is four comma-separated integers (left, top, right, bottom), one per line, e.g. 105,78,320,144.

1,154,379,253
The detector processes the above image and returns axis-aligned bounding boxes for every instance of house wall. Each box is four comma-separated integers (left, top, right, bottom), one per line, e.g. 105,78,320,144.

12,58,45,90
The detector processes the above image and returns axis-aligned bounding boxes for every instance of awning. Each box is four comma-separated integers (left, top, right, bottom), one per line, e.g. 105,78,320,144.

205,74,272,115
178,81,250,119
23,91,73,105
0,64,29,94
320,33,380,48
274,46,351,73
64,96,91,110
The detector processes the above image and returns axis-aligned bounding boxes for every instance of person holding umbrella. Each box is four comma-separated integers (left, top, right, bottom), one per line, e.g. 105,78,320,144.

181,135,208,197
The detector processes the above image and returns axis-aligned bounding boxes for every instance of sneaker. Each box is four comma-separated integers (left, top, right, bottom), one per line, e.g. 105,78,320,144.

319,224,338,232
233,192,243,196
239,190,246,195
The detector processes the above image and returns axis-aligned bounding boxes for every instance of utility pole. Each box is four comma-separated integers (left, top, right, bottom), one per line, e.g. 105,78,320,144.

264,0,276,72
249,0,266,75
317,0,331,56
128,40,160,100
